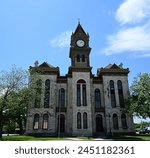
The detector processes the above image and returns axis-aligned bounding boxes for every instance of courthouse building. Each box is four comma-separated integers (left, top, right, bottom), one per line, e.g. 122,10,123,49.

25,23,134,136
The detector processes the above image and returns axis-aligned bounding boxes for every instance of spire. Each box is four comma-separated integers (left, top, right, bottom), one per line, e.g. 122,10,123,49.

73,21,87,36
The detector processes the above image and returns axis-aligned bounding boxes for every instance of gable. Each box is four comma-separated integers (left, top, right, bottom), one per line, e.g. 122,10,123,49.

39,62,54,68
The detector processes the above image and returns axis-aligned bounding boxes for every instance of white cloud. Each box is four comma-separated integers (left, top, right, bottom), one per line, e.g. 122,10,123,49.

102,0,150,57
103,23,150,56
116,0,150,24
49,31,72,48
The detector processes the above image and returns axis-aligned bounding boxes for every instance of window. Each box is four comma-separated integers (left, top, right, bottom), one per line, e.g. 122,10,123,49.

77,84,81,106
95,89,101,108
117,80,125,108
113,114,119,130
59,88,65,107
77,79,87,106
44,79,50,108
121,114,127,129
33,114,39,130
43,114,49,130
77,112,81,129
110,80,116,108
77,54,80,62
83,112,88,129
82,84,87,106
34,79,42,108
82,55,85,62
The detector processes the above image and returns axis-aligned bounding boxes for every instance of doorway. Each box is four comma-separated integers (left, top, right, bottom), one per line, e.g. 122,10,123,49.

58,114,65,133
96,114,103,132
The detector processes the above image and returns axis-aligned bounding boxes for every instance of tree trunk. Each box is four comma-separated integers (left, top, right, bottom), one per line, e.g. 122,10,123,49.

18,117,23,135
0,111,3,140
0,127,2,140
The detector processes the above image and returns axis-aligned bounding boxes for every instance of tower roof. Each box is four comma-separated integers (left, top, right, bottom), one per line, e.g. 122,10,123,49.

73,23,87,36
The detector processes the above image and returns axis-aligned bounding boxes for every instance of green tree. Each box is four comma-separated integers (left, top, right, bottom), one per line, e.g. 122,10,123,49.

7,88,29,135
0,66,28,139
129,73,150,118
0,65,43,140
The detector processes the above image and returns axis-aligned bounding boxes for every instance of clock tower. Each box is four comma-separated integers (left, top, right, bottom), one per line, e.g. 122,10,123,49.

68,23,93,136
69,23,92,74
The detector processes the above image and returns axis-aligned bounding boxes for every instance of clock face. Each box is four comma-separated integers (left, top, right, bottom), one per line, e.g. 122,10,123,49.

76,40,85,47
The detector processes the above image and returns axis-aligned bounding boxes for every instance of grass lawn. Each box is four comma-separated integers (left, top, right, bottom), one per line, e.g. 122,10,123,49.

1,134,150,141
110,134,150,141
2,135,66,141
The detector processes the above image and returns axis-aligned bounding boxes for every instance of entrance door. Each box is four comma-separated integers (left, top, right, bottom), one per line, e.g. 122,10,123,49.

58,114,65,133
96,114,103,132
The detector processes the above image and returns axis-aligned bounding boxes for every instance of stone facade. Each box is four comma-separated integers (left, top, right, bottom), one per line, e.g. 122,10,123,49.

25,23,134,136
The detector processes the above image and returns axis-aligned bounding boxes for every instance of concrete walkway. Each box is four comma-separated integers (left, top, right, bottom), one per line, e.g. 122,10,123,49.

66,138,82,141
65,137,106,141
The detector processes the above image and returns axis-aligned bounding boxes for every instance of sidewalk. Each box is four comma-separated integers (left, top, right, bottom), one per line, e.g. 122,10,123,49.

65,137,106,141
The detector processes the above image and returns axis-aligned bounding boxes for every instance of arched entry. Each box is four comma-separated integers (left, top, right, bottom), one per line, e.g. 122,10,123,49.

96,114,103,132
58,114,65,133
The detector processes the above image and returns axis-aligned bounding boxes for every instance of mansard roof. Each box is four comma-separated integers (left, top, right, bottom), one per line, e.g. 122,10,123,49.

29,62,59,75
39,62,55,68
105,63,123,69
97,63,129,76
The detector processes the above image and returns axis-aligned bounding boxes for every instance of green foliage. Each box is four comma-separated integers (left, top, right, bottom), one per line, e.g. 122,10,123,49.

0,66,43,138
4,121,16,134
134,122,147,129
0,66,29,139
129,73,150,118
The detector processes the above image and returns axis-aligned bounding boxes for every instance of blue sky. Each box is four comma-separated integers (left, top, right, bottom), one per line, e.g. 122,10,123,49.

0,0,150,123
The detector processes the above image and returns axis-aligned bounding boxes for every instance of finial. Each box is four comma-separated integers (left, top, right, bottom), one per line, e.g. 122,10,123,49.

78,18,80,25
34,60,39,67
119,62,123,68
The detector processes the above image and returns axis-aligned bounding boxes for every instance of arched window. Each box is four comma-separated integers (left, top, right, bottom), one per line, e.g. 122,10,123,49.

35,79,42,108
95,89,101,108
44,79,50,108
33,114,39,130
77,112,81,129
77,84,81,106
83,112,88,129
82,55,85,62
82,85,87,106
110,80,116,108
117,80,125,107
59,88,65,107
121,114,127,129
113,114,119,130
43,114,49,130
77,54,80,62
77,79,87,106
